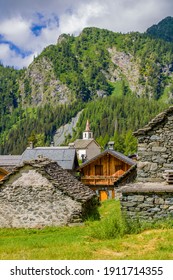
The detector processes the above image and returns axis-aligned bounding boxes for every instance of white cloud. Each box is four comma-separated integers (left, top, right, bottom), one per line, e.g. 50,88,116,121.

77,0,171,33
0,44,9,59
1,17,32,49
0,14,61,68
59,2,107,35
0,43,35,68
0,0,173,68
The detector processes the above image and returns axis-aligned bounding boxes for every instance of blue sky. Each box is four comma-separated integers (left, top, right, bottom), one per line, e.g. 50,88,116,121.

0,0,173,69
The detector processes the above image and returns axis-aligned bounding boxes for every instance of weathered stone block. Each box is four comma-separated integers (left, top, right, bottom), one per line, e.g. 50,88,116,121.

150,135,161,141
128,195,144,202
138,147,147,152
165,198,173,205
155,198,164,204
138,143,148,148
168,116,173,121
148,207,160,212
150,163,158,171
161,154,169,159
145,201,154,206
137,172,148,178
138,203,151,208
160,205,169,210
152,147,167,152
127,212,136,216
145,197,154,202
152,156,166,164
137,161,151,170
121,202,137,207
163,164,173,169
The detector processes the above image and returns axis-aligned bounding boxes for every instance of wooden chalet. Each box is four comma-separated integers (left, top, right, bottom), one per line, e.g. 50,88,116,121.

77,149,136,201
0,167,9,181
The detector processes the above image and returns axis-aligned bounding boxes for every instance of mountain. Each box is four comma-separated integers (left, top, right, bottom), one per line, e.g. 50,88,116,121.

1,21,173,155
146,16,173,42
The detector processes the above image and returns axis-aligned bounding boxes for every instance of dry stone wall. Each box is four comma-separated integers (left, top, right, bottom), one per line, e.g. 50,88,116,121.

119,183,173,220
136,114,173,182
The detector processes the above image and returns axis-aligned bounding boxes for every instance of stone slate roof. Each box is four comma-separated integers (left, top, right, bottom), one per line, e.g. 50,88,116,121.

74,139,100,149
117,182,173,193
0,158,96,203
77,149,136,170
20,147,78,170
114,164,137,187
0,147,78,171
134,106,173,136
0,155,22,167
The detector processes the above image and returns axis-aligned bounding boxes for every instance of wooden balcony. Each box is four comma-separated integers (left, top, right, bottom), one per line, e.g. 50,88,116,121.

81,175,119,186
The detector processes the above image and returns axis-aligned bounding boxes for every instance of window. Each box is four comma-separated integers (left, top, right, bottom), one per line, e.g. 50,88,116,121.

95,165,103,175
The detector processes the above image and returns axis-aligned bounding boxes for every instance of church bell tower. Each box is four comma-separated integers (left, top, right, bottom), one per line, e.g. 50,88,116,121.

83,120,93,140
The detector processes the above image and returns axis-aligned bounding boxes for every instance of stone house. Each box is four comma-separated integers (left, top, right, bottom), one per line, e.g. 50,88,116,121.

134,106,173,182
69,120,101,161
116,106,173,221
0,158,98,228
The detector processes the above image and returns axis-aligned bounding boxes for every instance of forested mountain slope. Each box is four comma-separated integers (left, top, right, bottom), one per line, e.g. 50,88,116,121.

1,18,173,154
147,16,173,42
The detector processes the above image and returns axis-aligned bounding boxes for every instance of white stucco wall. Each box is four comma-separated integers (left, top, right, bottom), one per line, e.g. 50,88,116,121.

77,149,86,160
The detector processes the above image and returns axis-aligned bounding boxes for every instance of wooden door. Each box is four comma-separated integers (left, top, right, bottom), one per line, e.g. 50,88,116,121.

112,189,115,199
99,190,108,201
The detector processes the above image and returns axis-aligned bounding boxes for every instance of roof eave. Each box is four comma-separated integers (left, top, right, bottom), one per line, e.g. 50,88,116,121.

77,149,135,170
134,106,173,137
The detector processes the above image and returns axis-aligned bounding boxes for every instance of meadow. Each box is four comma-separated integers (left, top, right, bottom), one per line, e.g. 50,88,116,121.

0,200,173,260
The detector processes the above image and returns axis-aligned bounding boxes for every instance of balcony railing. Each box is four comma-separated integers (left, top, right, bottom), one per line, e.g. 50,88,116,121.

81,175,119,185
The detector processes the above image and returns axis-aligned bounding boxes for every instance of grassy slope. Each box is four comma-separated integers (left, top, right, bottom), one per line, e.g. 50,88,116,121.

0,200,173,260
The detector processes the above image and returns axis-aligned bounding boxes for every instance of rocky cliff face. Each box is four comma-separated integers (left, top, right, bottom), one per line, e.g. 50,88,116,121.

108,47,146,96
19,57,74,107
53,110,83,145
18,50,173,110
17,27,173,108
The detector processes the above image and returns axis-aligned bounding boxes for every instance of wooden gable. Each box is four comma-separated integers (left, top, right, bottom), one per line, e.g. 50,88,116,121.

0,167,9,181
78,151,133,187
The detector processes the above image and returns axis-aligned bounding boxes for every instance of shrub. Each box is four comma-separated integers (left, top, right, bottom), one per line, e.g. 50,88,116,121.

89,199,173,240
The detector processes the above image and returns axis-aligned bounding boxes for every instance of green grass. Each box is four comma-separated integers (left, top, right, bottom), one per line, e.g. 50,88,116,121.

159,85,172,103
109,81,124,97
0,200,173,260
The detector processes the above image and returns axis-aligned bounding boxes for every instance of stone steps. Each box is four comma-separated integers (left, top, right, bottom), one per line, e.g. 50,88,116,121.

163,170,173,184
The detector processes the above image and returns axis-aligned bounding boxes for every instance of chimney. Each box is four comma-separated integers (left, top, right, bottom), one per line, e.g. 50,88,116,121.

68,142,75,148
50,141,54,147
29,141,34,149
108,141,114,150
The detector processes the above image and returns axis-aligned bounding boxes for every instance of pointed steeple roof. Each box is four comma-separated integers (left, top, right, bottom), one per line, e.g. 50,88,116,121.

83,120,93,140
85,120,91,132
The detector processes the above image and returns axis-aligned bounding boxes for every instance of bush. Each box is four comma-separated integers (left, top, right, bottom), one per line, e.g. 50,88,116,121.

89,199,173,240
